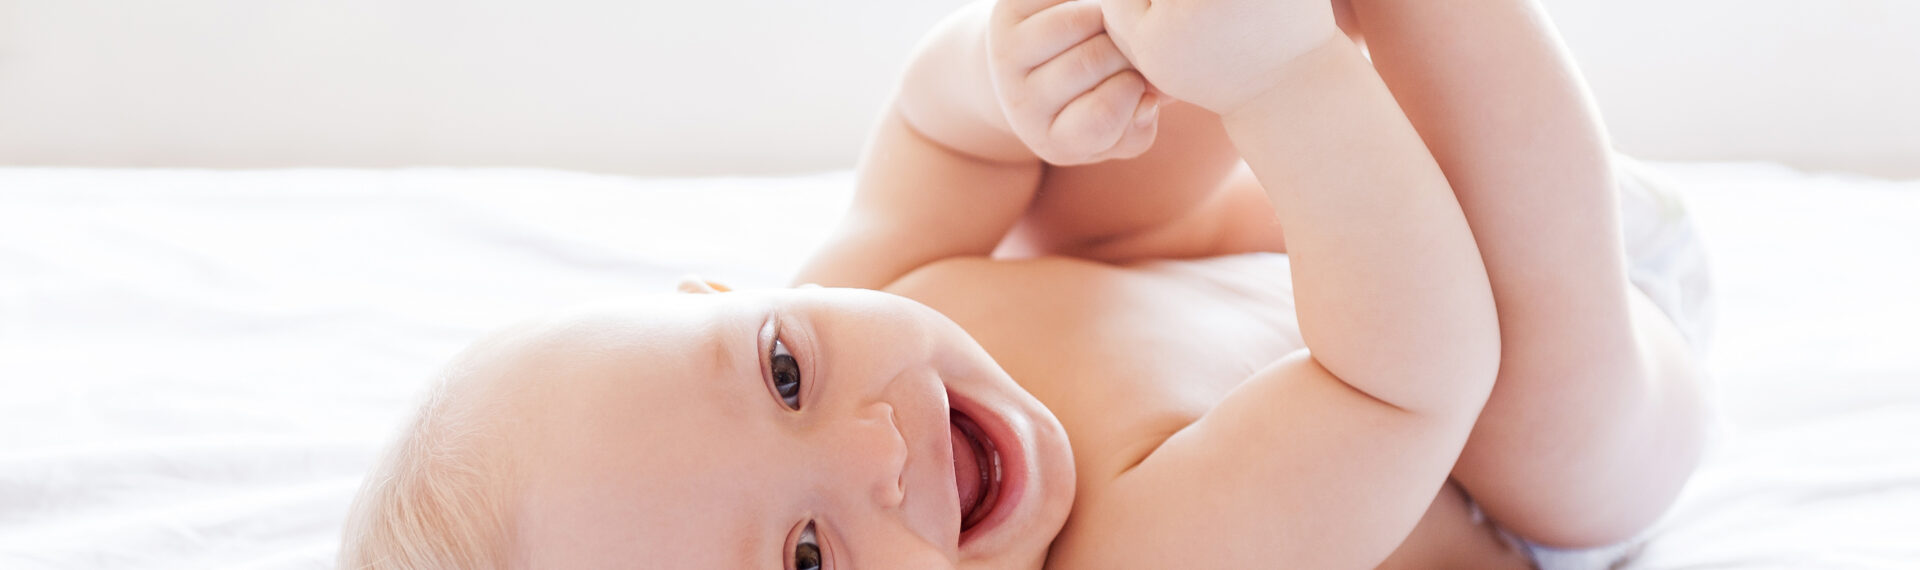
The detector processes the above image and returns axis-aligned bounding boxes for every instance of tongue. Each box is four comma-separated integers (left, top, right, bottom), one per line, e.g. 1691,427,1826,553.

950,422,984,523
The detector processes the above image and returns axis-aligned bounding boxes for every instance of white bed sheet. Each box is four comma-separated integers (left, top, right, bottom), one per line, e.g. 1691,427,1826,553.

0,163,1915,569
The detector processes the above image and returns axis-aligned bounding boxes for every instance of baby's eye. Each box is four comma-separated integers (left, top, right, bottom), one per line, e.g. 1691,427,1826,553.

771,337,802,409
792,521,822,570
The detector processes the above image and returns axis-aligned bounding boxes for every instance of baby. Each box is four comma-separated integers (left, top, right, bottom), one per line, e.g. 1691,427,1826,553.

340,0,1713,568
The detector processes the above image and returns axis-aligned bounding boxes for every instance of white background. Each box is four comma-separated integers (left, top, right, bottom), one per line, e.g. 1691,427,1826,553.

0,0,1915,177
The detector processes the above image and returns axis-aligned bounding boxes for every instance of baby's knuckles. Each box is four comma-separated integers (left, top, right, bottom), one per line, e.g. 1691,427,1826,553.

988,0,1147,165
1055,75,1142,148
1102,0,1341,114
1031,1,1108,56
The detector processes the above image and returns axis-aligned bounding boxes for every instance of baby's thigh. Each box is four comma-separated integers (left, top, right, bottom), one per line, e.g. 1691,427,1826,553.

1454,288,1710,548
1377,481,1535,569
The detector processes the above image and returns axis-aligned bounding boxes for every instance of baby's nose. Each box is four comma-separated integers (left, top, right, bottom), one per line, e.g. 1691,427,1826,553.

825,401,909,509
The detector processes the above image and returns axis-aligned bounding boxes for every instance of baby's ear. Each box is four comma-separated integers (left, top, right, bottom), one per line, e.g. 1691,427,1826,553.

674,274,731,294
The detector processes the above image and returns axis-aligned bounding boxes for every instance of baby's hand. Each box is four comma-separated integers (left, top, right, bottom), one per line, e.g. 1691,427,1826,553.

1101,0,1343,115
989,0,1160,166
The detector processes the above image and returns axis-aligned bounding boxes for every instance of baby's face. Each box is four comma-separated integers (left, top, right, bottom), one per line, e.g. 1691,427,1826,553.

482,286,1075,569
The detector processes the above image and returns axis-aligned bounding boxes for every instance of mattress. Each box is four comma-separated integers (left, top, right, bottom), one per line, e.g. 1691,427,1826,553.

1,163,1915,568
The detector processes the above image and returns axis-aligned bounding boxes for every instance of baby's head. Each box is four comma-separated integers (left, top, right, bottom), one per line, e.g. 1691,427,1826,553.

340,281,1076,569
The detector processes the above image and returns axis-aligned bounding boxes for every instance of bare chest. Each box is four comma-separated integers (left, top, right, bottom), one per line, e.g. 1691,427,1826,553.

890,255,1530,568
890,253,1302,476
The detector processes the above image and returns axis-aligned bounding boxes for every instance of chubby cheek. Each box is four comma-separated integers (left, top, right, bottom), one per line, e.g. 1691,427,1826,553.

838,526,959,570
828,340,930,402
823,305,944,390
898,548,961,569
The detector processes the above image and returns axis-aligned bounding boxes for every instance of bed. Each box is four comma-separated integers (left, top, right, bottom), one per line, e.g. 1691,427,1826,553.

1,162,1915,568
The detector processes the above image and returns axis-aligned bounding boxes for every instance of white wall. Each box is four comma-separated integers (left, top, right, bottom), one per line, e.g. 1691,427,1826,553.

0,0,1915,177
0,0,972,175
1548,1,1920,177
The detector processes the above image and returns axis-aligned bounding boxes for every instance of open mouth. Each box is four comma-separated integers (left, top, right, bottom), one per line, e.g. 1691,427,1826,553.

948,408,1002,533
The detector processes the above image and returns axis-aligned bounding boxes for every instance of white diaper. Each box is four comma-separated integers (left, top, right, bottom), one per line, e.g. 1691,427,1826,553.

1618,157,1716,354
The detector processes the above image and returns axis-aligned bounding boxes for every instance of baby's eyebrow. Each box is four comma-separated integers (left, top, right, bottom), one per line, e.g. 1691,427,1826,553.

729,502,772,568
688,313,767,427
709,310,760,387
733,526,760,567
711,321,737,379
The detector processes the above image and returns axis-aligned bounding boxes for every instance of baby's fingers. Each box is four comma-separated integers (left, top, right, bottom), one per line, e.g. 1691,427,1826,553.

1048,70,1149,163
1097,0,1147,39
1093,91,1160,162
999,0,1107,70
1024,33,1132,107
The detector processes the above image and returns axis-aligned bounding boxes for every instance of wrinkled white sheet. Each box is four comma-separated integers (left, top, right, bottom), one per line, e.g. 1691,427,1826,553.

0,164,1915,569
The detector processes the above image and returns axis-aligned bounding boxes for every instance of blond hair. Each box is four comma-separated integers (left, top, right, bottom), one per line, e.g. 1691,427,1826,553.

338,362,524,570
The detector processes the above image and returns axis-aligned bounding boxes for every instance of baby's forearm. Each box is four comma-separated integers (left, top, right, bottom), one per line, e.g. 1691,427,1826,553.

893,1,1038,165
1223,38,1499,415
791,107,1042,289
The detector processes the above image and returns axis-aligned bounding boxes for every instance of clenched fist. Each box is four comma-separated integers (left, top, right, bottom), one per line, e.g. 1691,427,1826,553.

988,0,1162,166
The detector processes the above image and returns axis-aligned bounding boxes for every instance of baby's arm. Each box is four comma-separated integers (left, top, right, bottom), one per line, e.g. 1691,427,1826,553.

792,0,1157,288
791,2,1039,289
1049,2,1499,567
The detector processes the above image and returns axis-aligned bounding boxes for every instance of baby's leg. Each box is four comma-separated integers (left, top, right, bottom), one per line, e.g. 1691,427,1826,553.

1350,0,1709,548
